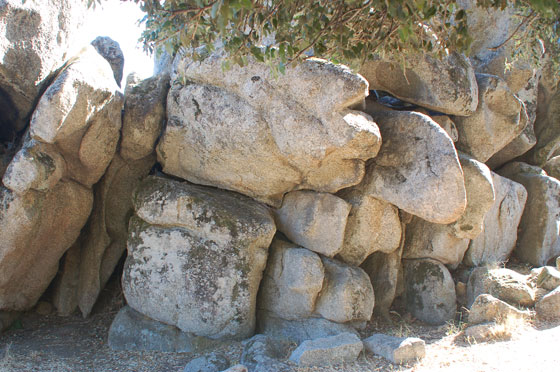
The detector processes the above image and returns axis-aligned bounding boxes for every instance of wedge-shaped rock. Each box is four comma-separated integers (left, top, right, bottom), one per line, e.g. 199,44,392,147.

273,191,351,257
403,259,456,325
91,36,124,87
337,189,401,266
453,74,525,162
256,311,359,344
531,266,560,291
121,74,170,160
158,53,381,207
360,53,478,116
289,333,363,367
123,176,276,340
498,162,560,266
0,181,92,311
467,267,535,308
359,111,466,224
536,287,560,321
314,258,374,323
0,0,86,137
258,239,324,320
468,294,530,325
28,46,123,187
363,334,425,364
403,217,470,267
543,156,560,180
464,172,527,266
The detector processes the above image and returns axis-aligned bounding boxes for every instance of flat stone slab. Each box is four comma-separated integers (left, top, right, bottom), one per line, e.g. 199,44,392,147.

363,334,425,364
288,332,363,366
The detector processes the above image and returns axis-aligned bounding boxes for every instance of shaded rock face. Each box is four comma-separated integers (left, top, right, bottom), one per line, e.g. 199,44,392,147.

498,162,560,266
0,0,86,139
403,259,456,325
453,74,525,162
122,176,276,340
360,53,478,116
0,46,122,313
357,110,466,224
464,172,527,267
91,36,124,87
157,52,381,207
543,156,560,180
467,267,535,308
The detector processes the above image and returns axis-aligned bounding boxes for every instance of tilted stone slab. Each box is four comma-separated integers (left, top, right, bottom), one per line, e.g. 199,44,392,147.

289,332,363,367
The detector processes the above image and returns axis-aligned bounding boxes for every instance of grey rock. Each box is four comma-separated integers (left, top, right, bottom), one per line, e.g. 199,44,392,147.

158,52,381,207
183,354,230,372
288,332,363,367
453,74,525,162
109,306,218,352
240,334,292,372
467,267,535,308
403,259,457,325
468,294,529,325
359,110,466,224
314,257,374,323
360,53,478,116
121,74,170,161
256,311,359,344
464,322,502,343
0,0,86,136
91,36,124,87
535,287,560,321
51,242,81,316
498,162,560,266
273,191,351,257
337,189,401,266
220,366,248,372
363,334,425,364
431,115,458,142
531,266,560,291
464,172,527,266
123,176,276,340
258,239,324,320
543,156,560,181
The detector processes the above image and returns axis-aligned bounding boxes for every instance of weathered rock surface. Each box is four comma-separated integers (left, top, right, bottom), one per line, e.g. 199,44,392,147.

403,259,457,325
453,74,525,162
183,354,230,372
530,266,560,292
314,257,374,323
121,74,170,161
256,311,359,344
76,154,155,317
543,156,560,181
431,115,459,142
363,334,425,364
0,0,86,138
337,189,401,266
220,365,248,372
258,239,324,320
288,333,363,367
51,242,81,316
240,334,292,372
468,294,529,325
467,267,535,308
361,246,403,318
273,191,351,257
108,306,218,352
0,181,93,310
535,287,560,321
123,176,276,340
464,172,527,266
464,322,503,343
360,53,478,116
27,45,123,187
357,110,466,224
498,162,560,266
91,36,124,87
158,53,382,207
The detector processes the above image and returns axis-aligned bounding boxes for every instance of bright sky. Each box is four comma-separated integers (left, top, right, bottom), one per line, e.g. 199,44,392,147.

79,1,155,84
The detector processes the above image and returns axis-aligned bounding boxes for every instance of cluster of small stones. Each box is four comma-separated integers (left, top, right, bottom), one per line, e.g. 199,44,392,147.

1,1,560,371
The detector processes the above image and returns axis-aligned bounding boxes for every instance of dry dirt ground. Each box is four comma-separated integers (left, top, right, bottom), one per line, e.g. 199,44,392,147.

1,279,559,372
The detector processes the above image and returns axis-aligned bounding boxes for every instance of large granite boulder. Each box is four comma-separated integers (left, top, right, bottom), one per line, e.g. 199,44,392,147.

403,259,457,325
157,52,381,207
359,53,478,116
0,0,86,139
464,172,527,266
357,110,466,224
498,162,560,266
467,267,535,308
122,176,276,340
453,74,525,162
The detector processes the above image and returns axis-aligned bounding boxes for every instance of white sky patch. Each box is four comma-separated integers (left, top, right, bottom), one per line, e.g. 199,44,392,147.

79,1,154,84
